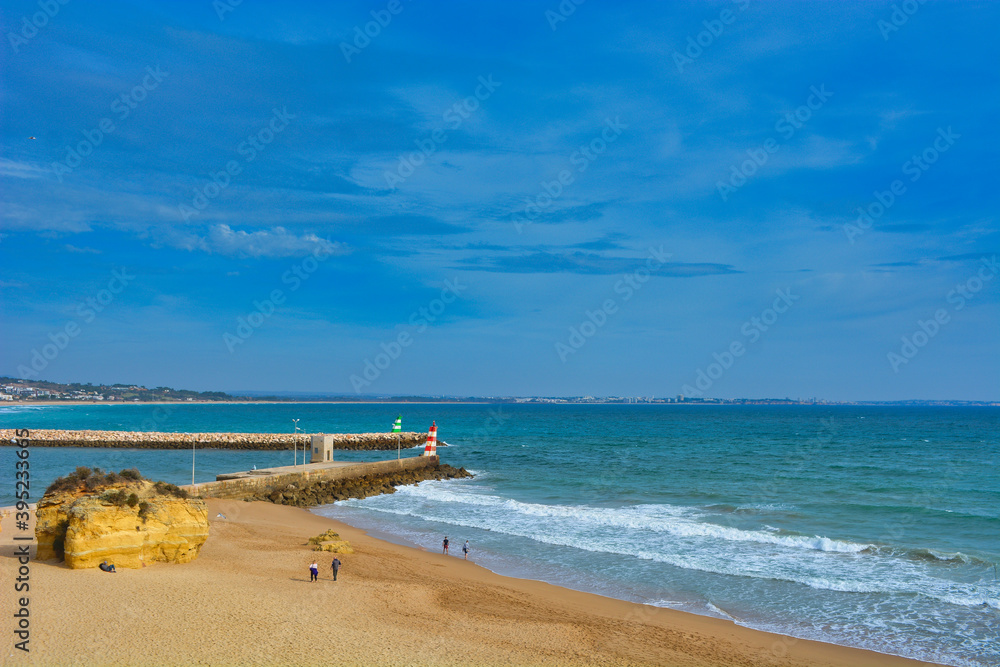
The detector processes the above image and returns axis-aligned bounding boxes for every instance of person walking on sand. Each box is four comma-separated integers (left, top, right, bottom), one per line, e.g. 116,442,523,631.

442,536,450,554
331,557,341,581
309,561,319,582
462,540,470,560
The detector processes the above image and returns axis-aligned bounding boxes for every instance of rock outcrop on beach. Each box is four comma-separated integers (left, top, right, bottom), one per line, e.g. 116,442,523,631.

308,528,354,554
245,463,472,507
0,428,428,450
35,467,209,569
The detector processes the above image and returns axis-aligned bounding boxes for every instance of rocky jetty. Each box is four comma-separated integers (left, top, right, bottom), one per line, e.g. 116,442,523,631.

244,463,472,507
36,467,209,569
1,429,428,450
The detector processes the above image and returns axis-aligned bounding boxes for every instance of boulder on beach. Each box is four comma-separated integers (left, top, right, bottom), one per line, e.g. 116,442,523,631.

35,467,209,569
308,528,354,554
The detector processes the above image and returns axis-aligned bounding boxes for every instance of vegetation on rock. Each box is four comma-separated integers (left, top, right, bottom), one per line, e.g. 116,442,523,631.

45,467,188,498
36,468,208,568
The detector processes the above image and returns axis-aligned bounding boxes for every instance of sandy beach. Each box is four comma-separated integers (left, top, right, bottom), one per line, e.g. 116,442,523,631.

0,501,943,667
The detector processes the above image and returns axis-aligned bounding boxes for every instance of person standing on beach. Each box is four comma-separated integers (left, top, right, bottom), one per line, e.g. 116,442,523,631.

462,540,470,560
309,561,319,582
442,536,450,554
331,557,341,581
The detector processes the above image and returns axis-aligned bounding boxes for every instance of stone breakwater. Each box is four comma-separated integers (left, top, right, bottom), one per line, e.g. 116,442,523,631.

244,463,473,507
0,429,428,451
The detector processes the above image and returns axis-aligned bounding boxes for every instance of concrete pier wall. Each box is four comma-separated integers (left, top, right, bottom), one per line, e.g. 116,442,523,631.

185,455,438,500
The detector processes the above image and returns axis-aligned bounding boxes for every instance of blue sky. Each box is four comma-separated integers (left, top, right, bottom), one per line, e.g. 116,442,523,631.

1,0,997,400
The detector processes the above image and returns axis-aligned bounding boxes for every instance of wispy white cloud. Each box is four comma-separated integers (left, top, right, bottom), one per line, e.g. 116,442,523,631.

158,224,347,259
766,135,866,172
63,244,102,254
0,158,48,179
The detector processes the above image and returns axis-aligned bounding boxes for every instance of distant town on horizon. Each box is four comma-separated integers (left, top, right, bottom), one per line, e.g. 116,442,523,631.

2,377,996,408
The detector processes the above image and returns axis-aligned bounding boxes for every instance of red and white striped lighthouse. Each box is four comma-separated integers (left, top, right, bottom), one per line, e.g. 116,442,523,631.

421,421,438,457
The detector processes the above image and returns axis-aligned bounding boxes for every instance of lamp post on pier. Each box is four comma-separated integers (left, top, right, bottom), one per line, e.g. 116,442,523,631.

392,415,402,460
292,419,301,467
191,436,197,486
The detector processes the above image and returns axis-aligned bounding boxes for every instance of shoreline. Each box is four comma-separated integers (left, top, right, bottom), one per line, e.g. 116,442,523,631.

313,508,945,667
1,501,943,666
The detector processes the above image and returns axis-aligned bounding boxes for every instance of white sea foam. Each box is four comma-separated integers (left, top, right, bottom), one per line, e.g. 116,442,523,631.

380,483,870,554
649,599,686,609
735,502,797,512
706,602,737,621
0,405,47,413
348,481,1000,615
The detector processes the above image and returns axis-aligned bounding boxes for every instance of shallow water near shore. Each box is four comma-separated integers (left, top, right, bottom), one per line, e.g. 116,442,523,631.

2,403,997,666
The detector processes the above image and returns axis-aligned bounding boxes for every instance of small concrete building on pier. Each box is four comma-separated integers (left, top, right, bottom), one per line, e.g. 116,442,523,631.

311,434,333,462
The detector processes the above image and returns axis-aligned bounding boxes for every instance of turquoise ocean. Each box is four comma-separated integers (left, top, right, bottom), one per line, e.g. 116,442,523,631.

1,403,997,666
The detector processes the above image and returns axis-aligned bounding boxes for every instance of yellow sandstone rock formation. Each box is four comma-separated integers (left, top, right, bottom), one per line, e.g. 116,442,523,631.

35,489,78,561
308,528,354,554
36,475,209,569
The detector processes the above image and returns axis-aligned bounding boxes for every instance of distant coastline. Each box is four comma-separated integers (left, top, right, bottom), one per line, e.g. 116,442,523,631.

9,400,494,407
2,376,996,407
4,398,997,408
